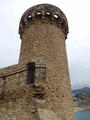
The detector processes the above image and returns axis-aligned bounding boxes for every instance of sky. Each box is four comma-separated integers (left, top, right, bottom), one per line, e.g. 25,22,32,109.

0,0,90,89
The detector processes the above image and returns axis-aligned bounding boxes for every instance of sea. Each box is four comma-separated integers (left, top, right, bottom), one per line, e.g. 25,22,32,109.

75,110,90,120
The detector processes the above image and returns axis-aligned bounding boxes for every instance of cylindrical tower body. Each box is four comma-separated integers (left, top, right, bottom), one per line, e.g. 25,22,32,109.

19,4,75,120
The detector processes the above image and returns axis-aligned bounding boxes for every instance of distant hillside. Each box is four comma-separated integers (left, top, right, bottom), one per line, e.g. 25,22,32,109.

72,87,90,94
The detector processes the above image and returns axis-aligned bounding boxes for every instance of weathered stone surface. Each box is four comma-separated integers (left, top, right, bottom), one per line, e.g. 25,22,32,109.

0,4,75,120
19,4,69,39
38,108,61,120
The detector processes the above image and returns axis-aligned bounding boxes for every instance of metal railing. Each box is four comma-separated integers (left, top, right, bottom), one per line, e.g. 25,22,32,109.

0,64,46,98
0,67,28,98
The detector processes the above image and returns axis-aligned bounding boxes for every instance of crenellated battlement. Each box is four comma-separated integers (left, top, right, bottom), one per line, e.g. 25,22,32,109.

19,4,69,38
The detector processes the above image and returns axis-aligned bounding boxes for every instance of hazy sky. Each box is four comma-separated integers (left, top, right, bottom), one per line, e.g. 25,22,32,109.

0,0,90,89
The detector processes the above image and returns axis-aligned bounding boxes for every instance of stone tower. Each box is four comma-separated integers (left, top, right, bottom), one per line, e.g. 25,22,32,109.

18,4,75,120
0,3,75,120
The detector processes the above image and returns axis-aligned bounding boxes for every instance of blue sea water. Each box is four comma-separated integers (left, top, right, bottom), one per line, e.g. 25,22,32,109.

76,110,90,120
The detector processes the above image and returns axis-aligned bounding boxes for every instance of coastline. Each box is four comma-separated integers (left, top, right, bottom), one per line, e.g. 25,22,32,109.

74,106,90,112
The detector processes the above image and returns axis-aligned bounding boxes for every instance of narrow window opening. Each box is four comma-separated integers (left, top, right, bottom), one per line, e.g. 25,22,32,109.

45,12,52,19
45,12,51,15
28,15,32,18
27,15,32,21
36,12,42,17
54,14,59,19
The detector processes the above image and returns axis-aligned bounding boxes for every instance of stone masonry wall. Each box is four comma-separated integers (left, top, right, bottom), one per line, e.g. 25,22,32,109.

19,18,75,120
0,64,41,120
0,4,75,120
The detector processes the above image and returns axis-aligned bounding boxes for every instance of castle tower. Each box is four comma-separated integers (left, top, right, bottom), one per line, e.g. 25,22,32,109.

18,4,75,120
